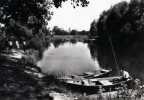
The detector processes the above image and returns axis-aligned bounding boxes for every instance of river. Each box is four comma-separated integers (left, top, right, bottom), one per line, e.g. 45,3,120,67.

37,41,100,76
37,40,144,80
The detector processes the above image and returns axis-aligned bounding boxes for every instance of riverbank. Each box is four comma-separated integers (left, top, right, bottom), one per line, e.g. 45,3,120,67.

78,89,144,100
1,49,144,100
0,52,48,100
0,49,79,100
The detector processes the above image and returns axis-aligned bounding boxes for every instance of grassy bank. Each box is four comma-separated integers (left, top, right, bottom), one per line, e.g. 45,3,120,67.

0,50,58,100
77,83,144,100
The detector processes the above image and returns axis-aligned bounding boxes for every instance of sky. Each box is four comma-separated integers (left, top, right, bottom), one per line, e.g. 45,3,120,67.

49,0,130,31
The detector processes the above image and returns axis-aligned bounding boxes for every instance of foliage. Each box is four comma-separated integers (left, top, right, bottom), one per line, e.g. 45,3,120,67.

0,0,52,34
70,29,89,35
53,0,89,8
52,26,89,35
0,0,89,37
90,0,144,50
0,0,90,51
89,20,97,36
0,0,53,51
52,26,69,35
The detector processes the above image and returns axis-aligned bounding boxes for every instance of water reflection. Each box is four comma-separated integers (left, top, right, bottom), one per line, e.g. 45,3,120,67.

37,42,100,76
37,39,144,80
53,39,66,48
95,39,144,80
87,41,98,60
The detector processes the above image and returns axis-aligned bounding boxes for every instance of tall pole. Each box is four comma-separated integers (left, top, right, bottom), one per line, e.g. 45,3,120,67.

107,33,120,75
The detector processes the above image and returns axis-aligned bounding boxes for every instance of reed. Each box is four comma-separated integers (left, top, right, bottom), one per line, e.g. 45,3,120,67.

77,82,144,100
44,80,144,100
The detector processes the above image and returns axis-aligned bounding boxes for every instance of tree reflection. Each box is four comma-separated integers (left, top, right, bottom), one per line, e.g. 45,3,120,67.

88,39,120,75
94,38,144,80
53,39,79,48
53,39,66,48
70,39,77,44
87,40,98,60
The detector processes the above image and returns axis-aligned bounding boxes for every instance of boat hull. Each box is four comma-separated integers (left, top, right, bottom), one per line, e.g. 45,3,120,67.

62,79,131,95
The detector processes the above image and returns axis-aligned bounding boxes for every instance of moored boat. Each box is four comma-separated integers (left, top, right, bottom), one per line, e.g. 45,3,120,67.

60,69,132,94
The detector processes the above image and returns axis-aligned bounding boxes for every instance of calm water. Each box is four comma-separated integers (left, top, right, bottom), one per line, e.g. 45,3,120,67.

37,42,100,75
37,40,144,80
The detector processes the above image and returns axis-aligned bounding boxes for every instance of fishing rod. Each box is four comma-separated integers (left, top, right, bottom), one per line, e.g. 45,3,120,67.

107,33,120,75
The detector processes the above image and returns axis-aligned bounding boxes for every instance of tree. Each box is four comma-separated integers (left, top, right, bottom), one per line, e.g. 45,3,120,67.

0,0,89,37
0,0,89,29
92,0,144,77
0,0,53,51
90,0,144,68
70,30,77,35
91,1,144,50
90,20,97,36
52,26,69,35
0,0,52,37
0,0,89,50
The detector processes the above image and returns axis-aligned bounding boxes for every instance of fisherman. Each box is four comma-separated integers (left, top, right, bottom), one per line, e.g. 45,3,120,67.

9,40,13,49
120,69,131,80
15,40,20,49
23,40,26,51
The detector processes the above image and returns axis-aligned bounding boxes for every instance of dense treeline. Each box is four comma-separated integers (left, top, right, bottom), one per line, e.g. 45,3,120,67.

52,26,89,35
90,0,144,50
89,0,144,79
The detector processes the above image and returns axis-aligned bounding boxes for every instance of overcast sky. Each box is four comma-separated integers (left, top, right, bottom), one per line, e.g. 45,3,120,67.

49,0,130,31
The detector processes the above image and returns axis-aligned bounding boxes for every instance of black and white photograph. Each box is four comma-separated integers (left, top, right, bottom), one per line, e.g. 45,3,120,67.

0,0,144,100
